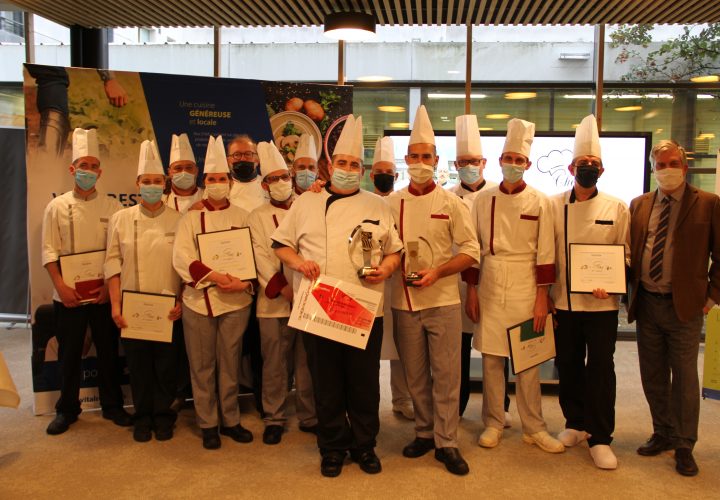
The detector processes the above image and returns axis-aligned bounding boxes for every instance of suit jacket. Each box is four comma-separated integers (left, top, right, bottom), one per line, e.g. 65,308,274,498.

628,183,720,323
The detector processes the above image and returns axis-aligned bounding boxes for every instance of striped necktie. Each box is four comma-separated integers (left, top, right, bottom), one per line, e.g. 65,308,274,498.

649,197,672,282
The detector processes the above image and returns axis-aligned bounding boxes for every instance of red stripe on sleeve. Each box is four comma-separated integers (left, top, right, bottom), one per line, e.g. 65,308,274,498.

535,264,556,286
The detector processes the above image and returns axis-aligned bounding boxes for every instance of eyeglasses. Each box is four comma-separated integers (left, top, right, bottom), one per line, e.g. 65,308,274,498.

265,173,291,184
457,159,484,168
227,151,256,161
575,161,602,169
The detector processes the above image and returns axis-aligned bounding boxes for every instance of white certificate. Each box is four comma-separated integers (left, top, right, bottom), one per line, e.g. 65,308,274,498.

507,314,556,375
197,227,257,281
569,243,627,294
289,275,381,350
121,291,175,343
59,250,106,303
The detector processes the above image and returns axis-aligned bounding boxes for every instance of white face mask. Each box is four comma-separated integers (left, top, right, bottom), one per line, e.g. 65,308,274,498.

408,163,435,184
501,163,525,184
205,183,229,201
654,168,684,192
269,179,293,201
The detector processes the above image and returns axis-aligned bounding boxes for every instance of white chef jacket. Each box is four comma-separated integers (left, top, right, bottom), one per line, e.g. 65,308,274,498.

387,182,480,312
471,182,555,356
164,186,204,215
172,199,253,317
448,180,498,332
41,190,122,302
550,189,630,312
227,177,267,213
248,199,296,319
104,204,181,297
271,187,403,316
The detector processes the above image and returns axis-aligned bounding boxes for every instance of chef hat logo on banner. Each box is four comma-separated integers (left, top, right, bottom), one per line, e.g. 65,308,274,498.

72,128,100,162
455,114,483,157
573,114,602,160
332,114,364,160
137,139,164,176
203,135,230,174
372,136,395,166
169,133,196,166
258,141,289,179
295,134,318,162
409,105,435,146
503,118,535,158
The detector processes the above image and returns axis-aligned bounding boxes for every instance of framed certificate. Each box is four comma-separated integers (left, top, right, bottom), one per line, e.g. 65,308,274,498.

196,227,257,281
569,243,627,294
121,291,175,343
59,250,106,303
506,315,556,375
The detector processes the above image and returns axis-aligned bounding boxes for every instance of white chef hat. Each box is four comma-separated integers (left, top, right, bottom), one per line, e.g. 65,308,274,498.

502,118,535,158
455,114,483,157
573,114,602,160
258,141,289,179
137,140,164,176
372,136,395,166
332,115,364,160
72,128,100,162
409,105,435,146
294,134,318,162
203,135,229,174
169,133,196,166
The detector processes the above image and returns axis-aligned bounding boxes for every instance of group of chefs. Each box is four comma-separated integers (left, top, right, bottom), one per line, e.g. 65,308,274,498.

40,103,718,479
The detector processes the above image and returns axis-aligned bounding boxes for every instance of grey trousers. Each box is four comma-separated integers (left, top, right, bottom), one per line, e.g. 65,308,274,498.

390,360,412,407
394,305,462,448
482,354,546,434
259,317,317,427
636,289,703,449
182,304,250,429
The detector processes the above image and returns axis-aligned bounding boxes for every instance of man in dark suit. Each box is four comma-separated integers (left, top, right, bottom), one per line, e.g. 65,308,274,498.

628,139,720,477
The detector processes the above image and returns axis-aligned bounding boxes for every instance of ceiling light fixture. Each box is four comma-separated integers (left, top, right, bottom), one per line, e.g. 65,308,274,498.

324,12,376,41
378,106,406,112
690,75,719,83
505,92,537,100
357,75,392,82
428,93,487,99
615,106,643,112
486,113,511,119
389,122,409,128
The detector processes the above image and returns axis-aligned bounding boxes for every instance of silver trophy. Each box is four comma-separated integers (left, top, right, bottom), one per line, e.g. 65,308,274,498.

405,236,434,287
348,225,379,279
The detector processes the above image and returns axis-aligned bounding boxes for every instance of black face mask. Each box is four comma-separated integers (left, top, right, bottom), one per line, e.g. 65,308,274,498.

231,161,257,182
575,166,600,189
373,173,395,193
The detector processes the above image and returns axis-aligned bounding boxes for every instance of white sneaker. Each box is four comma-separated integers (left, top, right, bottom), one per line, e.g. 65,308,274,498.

392,404,415,421
504,411,512,428
478,427,503,448
557,428,589,447
523,431,566,453
590,445,618,470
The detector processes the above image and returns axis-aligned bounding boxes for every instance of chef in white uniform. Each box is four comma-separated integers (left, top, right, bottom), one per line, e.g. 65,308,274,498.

105,139,182,442
249,141,317,446
226,134,267,212
272,115,402,478
291,134,319,196
388,105,479,476
550,115,630,469
172,135,255,450
472,118,564,454
42,128,131,435
371,136,414,421
164,133,203,214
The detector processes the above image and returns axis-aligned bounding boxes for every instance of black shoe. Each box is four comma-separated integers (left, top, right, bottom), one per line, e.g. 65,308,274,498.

220,424,253,443
155,426,174,441
402,437,435,458
46,413,78,435
133,426,152,443
320,452,346,478
299,424,318,434
351,449,382,474
202,427,221,450
434,447,470,476
102,408,133,427
675,448,699,476
637,433,674,456
263,425,284,445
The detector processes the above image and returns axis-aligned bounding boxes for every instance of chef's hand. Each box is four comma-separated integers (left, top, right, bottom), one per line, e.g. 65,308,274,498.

363,264,393,284
533,293,548,333
111,305,128,329
307,179,326,193
58,283,83,308
592,288,610,299
465,285,480,323
296,260,320,280
104,79,128,107
90,284,110,304
280,284,293,303
168,302,182,321
414,268,440,289
217,274,250,293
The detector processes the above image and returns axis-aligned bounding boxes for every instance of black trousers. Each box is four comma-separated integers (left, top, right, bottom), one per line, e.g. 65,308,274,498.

554,309,618,446
122,337,177,430
459,332,509,416
302,318,383,456
53,301,124,416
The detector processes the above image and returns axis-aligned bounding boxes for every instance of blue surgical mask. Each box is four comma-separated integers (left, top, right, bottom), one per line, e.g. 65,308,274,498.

75,169,98,191
501,163,525,184
331,169,360,191
172,171,196,190
140,185,164,204
458,166,481,185
295,170,317,191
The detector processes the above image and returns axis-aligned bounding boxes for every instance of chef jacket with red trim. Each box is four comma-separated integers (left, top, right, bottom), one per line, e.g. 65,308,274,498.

164,186,203,215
